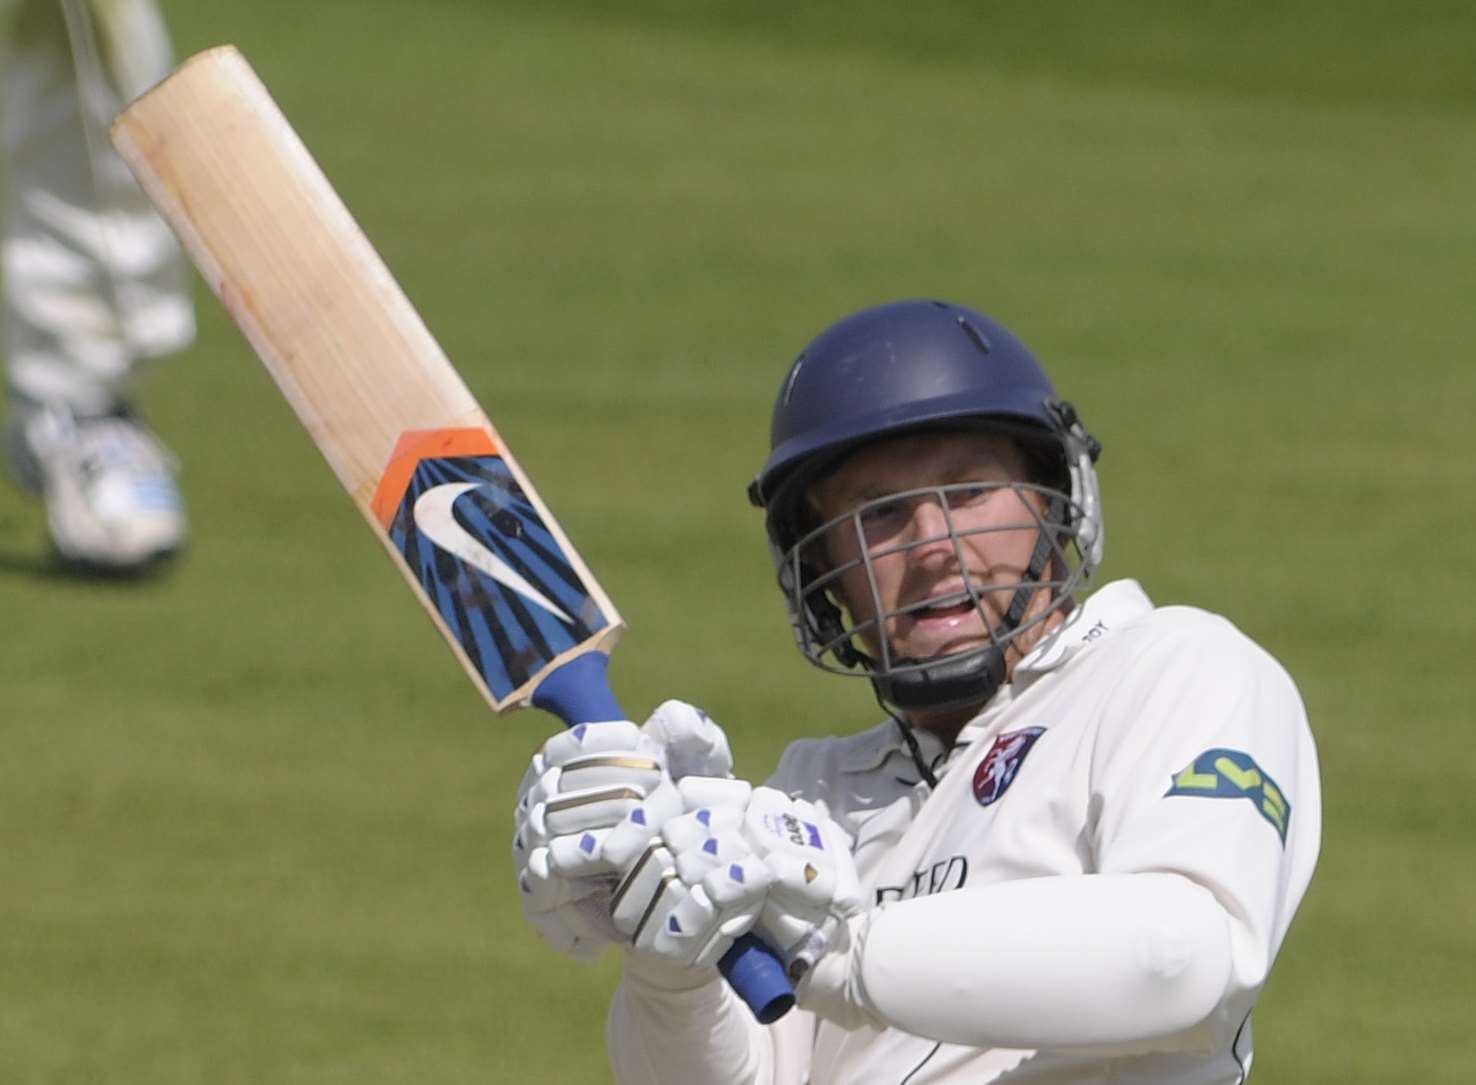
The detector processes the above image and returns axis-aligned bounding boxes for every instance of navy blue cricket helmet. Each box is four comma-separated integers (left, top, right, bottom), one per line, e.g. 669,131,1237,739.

749,299,1105,715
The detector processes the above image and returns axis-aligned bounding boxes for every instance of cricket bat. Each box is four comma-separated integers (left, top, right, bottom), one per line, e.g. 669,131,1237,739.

111,44,792,1022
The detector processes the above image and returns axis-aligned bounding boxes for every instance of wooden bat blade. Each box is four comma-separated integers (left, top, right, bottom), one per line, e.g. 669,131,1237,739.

110,45,623,713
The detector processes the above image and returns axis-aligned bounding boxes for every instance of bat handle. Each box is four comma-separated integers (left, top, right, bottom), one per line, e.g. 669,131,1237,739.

532,652,797,1024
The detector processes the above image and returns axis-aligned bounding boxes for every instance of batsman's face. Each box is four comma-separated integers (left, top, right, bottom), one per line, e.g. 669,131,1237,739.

807,430,1055,667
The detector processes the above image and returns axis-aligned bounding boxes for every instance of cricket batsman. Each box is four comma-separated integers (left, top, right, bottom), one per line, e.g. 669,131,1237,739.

514,299,1321,1083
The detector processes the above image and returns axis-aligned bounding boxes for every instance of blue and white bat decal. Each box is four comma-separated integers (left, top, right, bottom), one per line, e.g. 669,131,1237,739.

372,427,612,704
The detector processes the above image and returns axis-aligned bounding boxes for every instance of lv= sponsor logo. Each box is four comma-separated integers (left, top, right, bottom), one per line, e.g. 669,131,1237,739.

1165,748,1291,843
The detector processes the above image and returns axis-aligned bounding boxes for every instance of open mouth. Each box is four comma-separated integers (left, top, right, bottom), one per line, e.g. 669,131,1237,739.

906,589,983,622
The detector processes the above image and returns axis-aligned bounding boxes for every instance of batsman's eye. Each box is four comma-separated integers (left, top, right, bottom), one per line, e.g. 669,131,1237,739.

856,497,911,539
946,483,996,510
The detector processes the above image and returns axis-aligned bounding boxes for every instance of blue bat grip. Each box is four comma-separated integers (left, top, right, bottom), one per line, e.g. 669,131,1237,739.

531,652,796,1024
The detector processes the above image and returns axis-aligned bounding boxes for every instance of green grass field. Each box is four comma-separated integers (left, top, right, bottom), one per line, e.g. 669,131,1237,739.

2,1,1472,1080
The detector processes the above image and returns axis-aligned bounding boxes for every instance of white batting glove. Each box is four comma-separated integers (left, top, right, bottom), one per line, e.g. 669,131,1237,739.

608,776,773,969
513,719,668,959
605,781,862,982
740,787,863,979
512,703,736,960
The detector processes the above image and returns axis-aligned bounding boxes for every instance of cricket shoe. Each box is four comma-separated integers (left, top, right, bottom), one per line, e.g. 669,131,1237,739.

6,404,187,573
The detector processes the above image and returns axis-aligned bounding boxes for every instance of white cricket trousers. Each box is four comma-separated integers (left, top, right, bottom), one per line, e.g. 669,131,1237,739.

2,0,193,415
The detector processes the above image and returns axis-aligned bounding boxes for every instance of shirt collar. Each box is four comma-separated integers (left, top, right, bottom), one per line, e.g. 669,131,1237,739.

1014,578,1154,681
835,715,979,779
836,717,907,773
833,579,1153,773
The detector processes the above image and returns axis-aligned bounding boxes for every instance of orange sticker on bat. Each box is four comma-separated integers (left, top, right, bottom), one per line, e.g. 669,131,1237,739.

371,427,499,528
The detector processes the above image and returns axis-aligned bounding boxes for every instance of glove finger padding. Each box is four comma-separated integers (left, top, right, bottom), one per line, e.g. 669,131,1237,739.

526,753,666,842
662,804,746,855
674,774,753,816
515,721,668,857
671,828,749,885
641,700,735,780
576,759,749,880
606,776,770,970
611,844,772,970
517,846,623,961
513,720,676,963
517,721,662,824
700,851,774,917
538,719,660,772
609,843,681,946
560,778,686,877
519,846,601,911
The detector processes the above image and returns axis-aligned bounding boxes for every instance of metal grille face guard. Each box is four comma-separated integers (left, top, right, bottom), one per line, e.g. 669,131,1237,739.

779,481,1096,680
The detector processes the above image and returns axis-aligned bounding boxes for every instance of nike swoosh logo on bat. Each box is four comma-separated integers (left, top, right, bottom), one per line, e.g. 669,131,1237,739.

413,481,574,625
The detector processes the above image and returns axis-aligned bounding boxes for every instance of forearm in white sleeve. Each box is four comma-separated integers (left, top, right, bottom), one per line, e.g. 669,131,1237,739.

607,955,774,1085
806,872,1234,1052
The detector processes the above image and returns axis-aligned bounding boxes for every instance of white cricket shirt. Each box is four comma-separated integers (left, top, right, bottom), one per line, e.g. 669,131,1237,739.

608,580,1321,1085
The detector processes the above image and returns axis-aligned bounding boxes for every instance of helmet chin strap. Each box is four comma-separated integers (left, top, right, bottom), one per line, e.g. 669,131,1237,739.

870,496,1064,720
873,641,1009,717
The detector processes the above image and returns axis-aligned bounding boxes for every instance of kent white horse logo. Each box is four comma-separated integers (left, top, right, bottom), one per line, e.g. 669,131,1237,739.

972,726,1046,806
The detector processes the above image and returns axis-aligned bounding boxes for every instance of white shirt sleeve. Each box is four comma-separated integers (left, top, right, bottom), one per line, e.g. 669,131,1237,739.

854,871,1232,1050
606,928,818,1085
1089,609,1321,1043
607,959,773,1085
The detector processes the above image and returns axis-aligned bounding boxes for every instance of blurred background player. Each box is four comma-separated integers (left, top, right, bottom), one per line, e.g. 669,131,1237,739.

2,0,193,572
514,299,1322,1084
